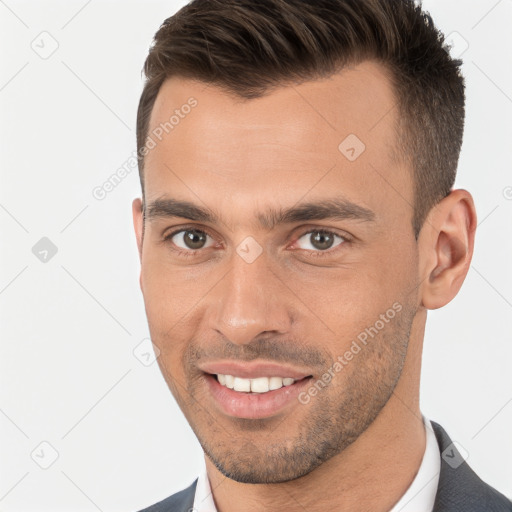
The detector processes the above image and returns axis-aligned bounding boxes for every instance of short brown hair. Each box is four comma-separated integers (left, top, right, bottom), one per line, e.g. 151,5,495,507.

136,0,465,237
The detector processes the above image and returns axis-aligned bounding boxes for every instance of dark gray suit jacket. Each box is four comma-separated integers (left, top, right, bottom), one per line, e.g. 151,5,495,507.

138,421,512,511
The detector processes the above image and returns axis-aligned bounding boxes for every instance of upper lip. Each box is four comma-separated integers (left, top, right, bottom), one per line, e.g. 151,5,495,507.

199,360,312,380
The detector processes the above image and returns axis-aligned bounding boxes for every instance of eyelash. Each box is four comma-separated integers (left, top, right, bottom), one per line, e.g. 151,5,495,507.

163,226,350,259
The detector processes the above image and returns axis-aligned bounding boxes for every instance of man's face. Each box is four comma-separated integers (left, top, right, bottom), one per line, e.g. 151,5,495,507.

134,61,422,483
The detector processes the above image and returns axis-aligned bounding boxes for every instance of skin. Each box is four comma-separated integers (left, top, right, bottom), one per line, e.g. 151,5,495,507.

132,60,477,512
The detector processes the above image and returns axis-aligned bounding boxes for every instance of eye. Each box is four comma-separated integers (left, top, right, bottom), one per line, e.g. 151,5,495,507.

166,228,216,251
294,229,346,252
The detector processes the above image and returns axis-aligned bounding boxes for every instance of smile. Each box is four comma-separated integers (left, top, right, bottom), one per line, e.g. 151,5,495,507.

216,374,297,393
204,372,313,419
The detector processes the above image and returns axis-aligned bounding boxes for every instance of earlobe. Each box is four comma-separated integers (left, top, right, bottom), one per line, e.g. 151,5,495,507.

419,189,477,310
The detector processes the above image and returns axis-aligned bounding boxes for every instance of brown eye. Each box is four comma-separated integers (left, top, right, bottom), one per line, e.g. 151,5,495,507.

295,230,345,252
169,229,214,251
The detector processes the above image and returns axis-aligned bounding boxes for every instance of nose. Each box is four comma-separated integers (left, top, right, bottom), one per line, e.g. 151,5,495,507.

208,250,292,346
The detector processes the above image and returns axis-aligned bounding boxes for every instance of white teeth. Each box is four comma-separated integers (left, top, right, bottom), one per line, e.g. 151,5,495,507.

216,374,297,393
269,376,283,390
233,377,251,392
251,377,270,393
225,374,234,389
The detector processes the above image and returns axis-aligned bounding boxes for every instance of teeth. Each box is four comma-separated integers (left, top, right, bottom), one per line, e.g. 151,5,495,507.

251,377,269,393
233,377,251,392
269,376,283,390
225,374,234,389
216,374,297,393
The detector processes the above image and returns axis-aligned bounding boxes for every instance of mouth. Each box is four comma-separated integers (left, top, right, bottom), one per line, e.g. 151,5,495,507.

202,371,314,419
215,373,304,393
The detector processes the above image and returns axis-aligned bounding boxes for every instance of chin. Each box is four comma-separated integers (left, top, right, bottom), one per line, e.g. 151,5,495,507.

214,463,316,484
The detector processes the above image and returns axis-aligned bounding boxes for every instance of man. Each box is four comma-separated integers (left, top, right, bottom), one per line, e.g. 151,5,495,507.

132,0,512,510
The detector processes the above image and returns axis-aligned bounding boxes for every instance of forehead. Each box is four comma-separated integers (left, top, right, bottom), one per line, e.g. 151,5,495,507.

143,60,412,231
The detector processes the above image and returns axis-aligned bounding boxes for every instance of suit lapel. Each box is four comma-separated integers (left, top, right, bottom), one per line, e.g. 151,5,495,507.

430,420,511,511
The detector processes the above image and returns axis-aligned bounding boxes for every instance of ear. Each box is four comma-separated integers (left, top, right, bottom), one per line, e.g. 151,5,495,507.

132,198,144,290
417,189,477,310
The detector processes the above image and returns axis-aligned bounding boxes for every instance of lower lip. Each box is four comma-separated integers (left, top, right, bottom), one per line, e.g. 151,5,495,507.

204,373,313,419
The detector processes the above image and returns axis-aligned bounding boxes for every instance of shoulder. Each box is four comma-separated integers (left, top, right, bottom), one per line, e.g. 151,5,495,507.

137,478,198,512
430,420,512,511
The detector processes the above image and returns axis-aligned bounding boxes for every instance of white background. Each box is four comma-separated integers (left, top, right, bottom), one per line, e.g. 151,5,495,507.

1,0,511,510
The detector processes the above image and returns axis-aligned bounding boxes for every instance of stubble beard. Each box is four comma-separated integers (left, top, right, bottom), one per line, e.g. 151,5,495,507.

175,303,415,484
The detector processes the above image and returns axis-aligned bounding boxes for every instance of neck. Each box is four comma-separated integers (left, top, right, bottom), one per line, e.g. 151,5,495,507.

205,312,427,512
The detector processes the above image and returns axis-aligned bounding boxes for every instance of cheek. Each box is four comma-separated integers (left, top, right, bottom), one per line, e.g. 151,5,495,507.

351,235,417,300
140,266,194,367
141,253,206,324
282,251,414,350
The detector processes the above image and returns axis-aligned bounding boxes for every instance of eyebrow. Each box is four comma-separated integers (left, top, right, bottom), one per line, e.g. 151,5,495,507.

145,196,376,230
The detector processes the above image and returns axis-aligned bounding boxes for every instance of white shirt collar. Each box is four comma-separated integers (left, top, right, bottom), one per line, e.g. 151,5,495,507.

193,415,440,512
389,415,440,512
